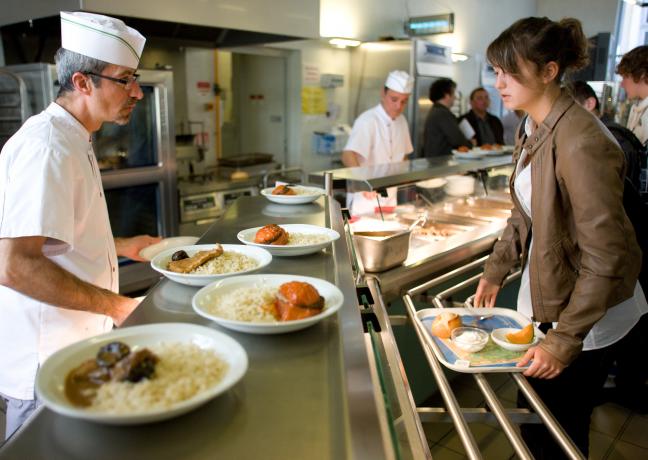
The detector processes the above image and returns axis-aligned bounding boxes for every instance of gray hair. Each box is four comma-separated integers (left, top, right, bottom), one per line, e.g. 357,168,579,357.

54,48,109,96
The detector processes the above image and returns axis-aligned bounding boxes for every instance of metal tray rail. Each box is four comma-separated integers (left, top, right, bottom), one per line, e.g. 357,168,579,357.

398,259,585,459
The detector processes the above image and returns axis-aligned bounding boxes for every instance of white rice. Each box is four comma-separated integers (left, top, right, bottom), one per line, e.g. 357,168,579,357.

89,342,228,413
203,286,278,322
291,187,320,196
287,232,330,246
191,251,258,274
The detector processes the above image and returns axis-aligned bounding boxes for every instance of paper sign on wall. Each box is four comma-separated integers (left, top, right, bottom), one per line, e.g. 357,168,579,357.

303,64,320,85
301,87,327,115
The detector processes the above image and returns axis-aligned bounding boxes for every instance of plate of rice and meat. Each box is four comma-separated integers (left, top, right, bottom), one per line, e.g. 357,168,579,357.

260,184,325,205
35,323,248,425
151,243,272,286
237,224,340,256
192,274,344,334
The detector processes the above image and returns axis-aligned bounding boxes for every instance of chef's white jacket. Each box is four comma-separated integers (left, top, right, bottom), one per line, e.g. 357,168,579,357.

627,96,648,145
0,103,117,400
344,104,413,215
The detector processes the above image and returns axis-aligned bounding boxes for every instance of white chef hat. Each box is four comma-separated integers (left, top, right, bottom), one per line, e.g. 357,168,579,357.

385,70,414,94
60,11,146,69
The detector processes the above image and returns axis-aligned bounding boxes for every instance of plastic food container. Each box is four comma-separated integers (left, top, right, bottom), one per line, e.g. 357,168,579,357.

451,327,489,353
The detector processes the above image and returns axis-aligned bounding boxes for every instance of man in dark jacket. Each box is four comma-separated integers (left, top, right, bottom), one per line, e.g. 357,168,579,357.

422,78,472,157
459,87,504,146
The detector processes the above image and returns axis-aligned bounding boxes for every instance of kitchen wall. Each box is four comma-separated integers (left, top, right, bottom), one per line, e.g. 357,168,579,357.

271,40,352,173
536,0,620,37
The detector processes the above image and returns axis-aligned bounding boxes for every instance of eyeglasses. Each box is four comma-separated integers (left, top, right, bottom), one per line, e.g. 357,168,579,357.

85,72,140,90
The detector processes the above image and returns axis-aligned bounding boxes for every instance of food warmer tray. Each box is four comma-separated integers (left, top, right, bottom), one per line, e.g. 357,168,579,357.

415,307,545,373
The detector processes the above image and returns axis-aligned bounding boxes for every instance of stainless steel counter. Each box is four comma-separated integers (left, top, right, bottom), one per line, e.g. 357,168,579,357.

0,196,392,460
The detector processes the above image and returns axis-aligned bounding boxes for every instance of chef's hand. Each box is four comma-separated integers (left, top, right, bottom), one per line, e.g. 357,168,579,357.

518,346,565,379
474,278,500,308
362,191,378,200
115,235,162,262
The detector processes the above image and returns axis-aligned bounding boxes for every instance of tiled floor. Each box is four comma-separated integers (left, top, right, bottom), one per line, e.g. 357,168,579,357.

421,373,648,459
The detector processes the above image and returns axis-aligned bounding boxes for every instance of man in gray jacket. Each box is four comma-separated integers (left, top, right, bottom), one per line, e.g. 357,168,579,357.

422,78,473,157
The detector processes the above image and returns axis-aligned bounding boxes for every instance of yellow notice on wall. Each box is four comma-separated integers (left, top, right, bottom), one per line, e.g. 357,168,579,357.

301,86,327,115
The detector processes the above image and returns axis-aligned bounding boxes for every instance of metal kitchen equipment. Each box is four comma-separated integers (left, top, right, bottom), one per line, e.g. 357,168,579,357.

0,68,30,149
1,64,178,294
352,229,412,272
310,154,515,299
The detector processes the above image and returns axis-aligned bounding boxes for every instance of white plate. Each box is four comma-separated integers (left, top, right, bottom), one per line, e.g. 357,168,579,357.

237,224,340,256
192,274,344,334
138,236,200,261
260,186,325,204
151,244,272,286
35,323,248,425
491,327,540,352
451,149,485,159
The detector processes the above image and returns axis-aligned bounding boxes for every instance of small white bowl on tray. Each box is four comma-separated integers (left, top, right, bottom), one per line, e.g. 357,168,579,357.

35,323,248,425
490,327,540,352
260,185,325,205
151,244,272,286
192,274,344,334
237,224,340,256
138,236,200,261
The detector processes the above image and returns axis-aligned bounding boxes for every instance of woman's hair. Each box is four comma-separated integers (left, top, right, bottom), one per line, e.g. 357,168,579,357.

55,48,109,96
616,46,648,84
429,78,456,103
487,17,589,83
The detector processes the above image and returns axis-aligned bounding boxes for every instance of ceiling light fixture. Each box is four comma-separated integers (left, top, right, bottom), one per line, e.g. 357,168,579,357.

451,52,469,62
328,38,362,48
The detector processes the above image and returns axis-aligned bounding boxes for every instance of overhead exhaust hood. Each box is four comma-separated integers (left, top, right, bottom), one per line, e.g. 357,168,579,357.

1,0,318,63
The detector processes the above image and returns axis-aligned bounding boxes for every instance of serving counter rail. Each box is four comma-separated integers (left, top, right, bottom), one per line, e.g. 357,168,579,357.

0,196,395,460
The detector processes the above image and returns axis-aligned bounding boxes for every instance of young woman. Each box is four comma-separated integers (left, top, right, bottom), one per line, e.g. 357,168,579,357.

474,17,648,459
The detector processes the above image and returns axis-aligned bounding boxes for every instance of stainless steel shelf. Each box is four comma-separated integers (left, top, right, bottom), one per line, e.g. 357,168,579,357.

309,155,513,192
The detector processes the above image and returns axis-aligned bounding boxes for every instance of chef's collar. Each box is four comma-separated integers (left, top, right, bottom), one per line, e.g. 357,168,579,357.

46,102,92,143
633,96,648,113
377,103,395,124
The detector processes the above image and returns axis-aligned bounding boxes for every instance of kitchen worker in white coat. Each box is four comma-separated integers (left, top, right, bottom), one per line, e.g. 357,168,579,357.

342,70,414,215
0,11,160,439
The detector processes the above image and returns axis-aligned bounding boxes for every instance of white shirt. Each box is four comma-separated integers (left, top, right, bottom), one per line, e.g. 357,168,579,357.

627,96,648,145
0,103,117,400
514,118,648,351
344,104,413,214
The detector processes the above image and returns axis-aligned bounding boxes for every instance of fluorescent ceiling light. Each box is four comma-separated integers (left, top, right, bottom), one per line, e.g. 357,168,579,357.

328,38,361,48
451,52,469,62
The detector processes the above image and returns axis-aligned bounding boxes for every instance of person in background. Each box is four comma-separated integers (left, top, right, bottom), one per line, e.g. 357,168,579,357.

342,70,414,215
617,45,648,145
422,78,473,157
502,109,525,145
474,16,647,458
570,79,648,413
459,87,504,146
569,80,644,191
0,11,160,439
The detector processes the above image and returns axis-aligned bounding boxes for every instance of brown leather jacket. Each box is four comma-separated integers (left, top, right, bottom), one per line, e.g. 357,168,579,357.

483,91,641,365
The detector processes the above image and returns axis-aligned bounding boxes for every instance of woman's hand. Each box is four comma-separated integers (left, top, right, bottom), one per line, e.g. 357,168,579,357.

474,278,500,308
518,346,566,379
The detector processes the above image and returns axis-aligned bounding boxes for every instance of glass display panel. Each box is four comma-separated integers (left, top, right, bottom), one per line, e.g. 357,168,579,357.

93,85,158,170
105,183,160,238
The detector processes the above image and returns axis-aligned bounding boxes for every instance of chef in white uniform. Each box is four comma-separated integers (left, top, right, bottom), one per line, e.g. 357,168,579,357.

0,11,160,439
342,70,414,215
